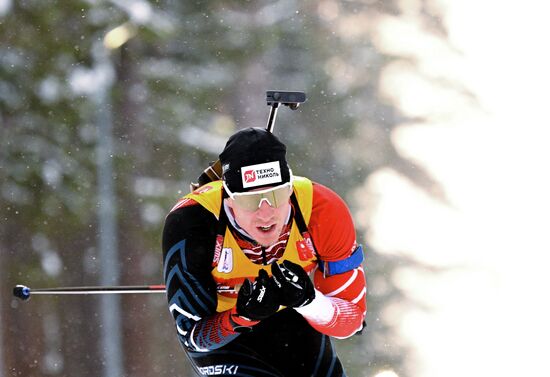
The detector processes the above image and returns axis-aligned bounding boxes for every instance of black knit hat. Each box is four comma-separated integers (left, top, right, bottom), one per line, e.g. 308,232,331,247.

219,127,291,193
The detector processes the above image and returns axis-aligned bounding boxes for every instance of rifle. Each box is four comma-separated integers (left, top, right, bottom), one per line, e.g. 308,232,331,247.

189,90,306,191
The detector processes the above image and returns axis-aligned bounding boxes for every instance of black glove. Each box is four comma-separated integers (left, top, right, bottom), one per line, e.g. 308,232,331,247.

236,269,280,320
271,260,315,308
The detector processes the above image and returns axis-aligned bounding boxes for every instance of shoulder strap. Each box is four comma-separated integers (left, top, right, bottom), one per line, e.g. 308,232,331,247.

290,193,320,259
216,190,229,237
211,190,229,266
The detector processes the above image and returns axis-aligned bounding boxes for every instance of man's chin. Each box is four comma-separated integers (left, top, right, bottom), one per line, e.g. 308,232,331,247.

256,238,277,248
251,233,279,248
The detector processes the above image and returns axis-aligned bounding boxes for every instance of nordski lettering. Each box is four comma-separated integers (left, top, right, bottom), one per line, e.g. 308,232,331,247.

197,364,239,375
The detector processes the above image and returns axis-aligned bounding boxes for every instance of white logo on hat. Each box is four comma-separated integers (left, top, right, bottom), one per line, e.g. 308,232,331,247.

241,161,282,188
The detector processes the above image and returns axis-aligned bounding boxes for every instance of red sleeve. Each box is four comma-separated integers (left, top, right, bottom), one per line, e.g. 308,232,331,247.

295,183,366,338
308,183,357,261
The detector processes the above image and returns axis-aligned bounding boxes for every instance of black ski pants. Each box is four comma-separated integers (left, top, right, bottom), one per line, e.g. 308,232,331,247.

186,309,346,377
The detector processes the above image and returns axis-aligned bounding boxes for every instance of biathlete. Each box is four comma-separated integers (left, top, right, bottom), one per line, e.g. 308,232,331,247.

162,127,367,376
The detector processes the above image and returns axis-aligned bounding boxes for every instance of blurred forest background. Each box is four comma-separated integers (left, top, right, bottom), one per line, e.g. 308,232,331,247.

0,1,459,376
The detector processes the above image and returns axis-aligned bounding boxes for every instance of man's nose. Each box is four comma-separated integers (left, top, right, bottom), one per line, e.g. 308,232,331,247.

256,199,275,217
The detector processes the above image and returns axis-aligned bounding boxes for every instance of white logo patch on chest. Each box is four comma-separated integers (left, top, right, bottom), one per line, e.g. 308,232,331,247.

217,248,233,273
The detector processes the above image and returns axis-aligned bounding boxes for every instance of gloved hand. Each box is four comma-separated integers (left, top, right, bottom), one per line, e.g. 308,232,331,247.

236,269,280,320
271,260,315,308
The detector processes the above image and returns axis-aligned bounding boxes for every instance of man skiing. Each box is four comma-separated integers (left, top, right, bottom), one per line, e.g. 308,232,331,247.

162,127,366,376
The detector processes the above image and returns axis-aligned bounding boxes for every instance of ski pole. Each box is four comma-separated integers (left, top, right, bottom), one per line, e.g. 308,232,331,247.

12,284,166,301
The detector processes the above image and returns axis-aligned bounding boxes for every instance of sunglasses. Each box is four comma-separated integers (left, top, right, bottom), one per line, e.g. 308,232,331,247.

223,178,294,212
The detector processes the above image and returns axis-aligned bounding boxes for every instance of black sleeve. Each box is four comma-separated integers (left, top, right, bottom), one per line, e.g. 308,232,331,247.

162,204,219,349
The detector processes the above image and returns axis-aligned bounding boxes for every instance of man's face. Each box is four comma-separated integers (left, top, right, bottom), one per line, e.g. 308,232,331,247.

226,196,291,247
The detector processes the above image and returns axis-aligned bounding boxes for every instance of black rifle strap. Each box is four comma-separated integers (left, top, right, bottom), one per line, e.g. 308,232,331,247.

216,188,229,240
290,192,320,259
